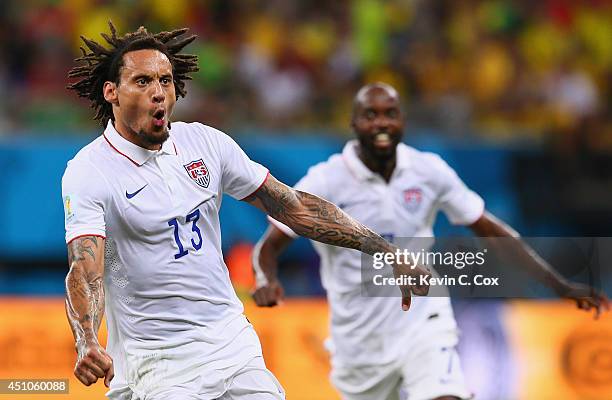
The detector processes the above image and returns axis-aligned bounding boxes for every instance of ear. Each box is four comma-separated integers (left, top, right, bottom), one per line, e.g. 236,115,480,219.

103,81,119,105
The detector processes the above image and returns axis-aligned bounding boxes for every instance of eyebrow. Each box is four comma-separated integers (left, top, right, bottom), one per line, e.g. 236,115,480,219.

360,105,399,115
130,73,151,80
130,73,173,81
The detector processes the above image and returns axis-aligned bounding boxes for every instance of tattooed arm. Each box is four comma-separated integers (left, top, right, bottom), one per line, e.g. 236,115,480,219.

244,175,430,309
245,175,394,255
65,235,114,387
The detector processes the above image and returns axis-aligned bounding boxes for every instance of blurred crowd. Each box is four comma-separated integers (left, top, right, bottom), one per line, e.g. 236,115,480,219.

0,0,610,149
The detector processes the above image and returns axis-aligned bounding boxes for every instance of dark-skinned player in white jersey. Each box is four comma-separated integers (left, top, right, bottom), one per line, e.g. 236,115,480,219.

252,82,608,400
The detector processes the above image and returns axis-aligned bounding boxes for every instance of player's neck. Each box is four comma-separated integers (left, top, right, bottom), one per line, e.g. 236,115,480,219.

359,151,397,183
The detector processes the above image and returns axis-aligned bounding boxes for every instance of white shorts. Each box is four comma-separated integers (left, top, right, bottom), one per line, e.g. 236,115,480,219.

107,356,284,400
106,316,285,400
331,329,472,400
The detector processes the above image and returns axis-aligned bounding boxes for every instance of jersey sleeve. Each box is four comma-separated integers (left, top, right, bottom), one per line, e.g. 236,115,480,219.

433,155,485,225
61,160,108,243
293,164,329,199
211,127,269,200
268,163,330,238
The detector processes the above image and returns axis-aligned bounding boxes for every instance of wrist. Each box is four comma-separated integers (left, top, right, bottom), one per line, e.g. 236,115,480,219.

261,276,280,288
255,272,279,288
76,333,99,348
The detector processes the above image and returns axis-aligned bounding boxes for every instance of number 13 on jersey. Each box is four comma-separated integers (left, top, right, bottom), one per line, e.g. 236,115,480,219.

168,209,203,259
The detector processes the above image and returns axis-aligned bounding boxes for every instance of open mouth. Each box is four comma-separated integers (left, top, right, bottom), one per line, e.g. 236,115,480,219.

152,109,165,127
374,132,392,147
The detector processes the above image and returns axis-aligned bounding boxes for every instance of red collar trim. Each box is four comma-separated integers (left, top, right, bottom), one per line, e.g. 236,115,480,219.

103,133,140,166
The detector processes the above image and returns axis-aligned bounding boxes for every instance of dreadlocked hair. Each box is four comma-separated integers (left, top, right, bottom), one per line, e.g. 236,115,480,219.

67,21,199,127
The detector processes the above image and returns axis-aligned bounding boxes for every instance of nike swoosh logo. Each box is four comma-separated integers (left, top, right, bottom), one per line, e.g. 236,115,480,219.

126,184,148,199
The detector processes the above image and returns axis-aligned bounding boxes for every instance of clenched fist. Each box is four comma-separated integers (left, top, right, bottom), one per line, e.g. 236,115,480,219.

74,338,114,387
252,279,285,307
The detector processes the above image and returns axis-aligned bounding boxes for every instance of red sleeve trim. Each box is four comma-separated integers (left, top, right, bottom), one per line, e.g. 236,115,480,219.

67,234,106,245
240,170,270,201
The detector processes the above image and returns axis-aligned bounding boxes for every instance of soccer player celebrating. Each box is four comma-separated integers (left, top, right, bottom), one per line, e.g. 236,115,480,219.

62,25,429,399
252,82,609,400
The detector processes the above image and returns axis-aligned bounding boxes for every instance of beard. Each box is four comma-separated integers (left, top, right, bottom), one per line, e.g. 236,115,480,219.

136,126,170,147
358,135,398,161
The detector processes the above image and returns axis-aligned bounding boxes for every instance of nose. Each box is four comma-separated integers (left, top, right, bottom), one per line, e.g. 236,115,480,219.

151,81,165,103
374,116,390,131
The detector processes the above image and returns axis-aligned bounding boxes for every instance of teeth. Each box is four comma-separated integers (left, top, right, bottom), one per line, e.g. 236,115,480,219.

376,133,390,140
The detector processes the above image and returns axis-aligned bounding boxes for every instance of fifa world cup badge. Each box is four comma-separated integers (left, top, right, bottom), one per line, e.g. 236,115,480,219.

64,195,75,223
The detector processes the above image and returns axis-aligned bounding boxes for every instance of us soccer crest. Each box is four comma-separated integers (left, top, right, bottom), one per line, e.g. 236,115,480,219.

403,187,423,213
184,159,210,188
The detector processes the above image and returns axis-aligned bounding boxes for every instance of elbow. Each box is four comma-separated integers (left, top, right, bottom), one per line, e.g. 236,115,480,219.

66,261,83,280
65,266,80,294
272,214,310,239
65,263,91,294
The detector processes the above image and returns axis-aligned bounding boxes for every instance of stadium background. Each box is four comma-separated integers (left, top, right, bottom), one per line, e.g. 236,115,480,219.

0,0,611,399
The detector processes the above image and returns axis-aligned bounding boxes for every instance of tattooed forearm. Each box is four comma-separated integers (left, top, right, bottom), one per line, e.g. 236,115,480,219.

252,177,395,256
65,236,105,344
68,236,98,264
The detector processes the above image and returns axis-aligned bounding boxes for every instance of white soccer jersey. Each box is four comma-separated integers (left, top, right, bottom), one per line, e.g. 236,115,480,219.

270,140,484,367
62,121,268,393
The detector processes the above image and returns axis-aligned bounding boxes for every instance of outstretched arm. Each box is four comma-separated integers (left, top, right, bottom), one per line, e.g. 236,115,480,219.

65,236,114,386
246,175,394,255
244,175,430,310
470,212,609,318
